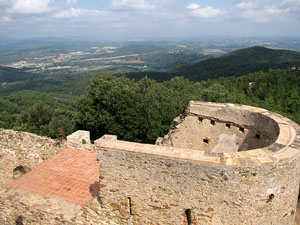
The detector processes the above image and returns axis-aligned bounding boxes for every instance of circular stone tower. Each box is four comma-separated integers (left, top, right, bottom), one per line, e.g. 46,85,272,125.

97,101,300,225
158,101,300,224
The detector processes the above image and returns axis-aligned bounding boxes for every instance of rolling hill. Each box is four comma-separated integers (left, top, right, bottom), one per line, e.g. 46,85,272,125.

169,46,300,81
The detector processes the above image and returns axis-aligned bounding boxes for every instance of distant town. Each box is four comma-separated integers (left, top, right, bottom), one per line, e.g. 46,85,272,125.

1,37,300,75
2,45,150,73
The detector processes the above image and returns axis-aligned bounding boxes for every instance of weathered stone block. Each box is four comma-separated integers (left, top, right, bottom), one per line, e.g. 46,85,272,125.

67,130,91,148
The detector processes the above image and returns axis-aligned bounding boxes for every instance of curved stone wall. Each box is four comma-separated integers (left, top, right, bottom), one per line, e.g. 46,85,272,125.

96,101,300,225
159,101,280,152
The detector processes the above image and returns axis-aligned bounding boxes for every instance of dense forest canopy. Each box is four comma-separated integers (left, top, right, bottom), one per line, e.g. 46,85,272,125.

0,91,76,139
76,75,194,142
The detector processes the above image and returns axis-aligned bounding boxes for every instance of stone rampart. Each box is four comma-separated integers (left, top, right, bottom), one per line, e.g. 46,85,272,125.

96,101,300,225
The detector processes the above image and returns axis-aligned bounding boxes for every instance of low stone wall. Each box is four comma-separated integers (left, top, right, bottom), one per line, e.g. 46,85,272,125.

0,129,67,188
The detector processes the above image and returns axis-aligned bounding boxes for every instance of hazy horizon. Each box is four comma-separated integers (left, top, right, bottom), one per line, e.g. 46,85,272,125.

1,0,300,40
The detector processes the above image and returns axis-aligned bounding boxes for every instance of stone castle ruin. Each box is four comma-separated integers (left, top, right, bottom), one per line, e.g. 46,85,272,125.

1,101,300,224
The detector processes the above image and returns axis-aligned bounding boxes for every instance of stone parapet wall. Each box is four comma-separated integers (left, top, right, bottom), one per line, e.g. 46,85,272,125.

188,101,280,140
97,144,300,224
160,102,281,152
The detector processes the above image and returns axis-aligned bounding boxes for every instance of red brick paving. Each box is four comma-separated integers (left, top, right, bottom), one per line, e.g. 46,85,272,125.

6,148,99,206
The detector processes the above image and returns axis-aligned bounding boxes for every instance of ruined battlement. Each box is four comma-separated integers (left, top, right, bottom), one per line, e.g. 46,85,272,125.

160,101,281,152
96,101,300,225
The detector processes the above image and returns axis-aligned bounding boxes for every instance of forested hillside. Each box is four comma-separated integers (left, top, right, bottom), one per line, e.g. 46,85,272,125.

170,46,300,80
0,70,99,96
0,91,76,138
0,66,43,83
142,52,206,70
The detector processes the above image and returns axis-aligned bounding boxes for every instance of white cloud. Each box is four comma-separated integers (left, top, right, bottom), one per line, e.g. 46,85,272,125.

111,0,154,10
9,0,51,14
282,0,300,6
1,0,300,38
281,0,300,12
236,2,257,9
186,3,200,10
54,8,82,19
66,0,77,5
54,8,105,19
187,3,223,18
234,0,292,22
265,5,289,15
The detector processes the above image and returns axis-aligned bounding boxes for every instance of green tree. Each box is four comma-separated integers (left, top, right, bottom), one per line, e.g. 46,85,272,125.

76,75,192,143
48,109,76,139
15,102,53,136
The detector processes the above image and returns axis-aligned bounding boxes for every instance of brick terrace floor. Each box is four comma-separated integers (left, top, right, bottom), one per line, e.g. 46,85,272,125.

6,147,99,206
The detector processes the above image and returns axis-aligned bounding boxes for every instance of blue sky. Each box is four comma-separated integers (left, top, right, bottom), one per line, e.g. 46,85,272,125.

0,0,300,40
